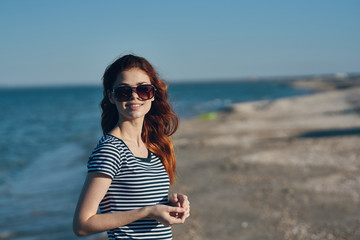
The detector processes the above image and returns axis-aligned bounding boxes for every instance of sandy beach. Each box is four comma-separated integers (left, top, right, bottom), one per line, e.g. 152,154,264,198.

171,76,360,240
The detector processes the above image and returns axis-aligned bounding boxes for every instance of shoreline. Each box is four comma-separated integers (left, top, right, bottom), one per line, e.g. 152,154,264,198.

171,77,360,239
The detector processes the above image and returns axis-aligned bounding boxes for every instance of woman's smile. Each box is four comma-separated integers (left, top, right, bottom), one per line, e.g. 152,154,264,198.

126,102,144,110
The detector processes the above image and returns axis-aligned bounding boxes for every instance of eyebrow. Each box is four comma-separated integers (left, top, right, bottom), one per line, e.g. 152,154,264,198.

115,82,150,87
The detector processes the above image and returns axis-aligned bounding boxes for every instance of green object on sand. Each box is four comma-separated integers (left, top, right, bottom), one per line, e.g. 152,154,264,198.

200,112,217,120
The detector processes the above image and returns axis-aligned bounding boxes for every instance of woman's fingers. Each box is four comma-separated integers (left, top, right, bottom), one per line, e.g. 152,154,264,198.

169,193,181,207
178,194,189,208
163,206,185,226
149,205,186,226
169,193,190,221
170,193,178,203
170,193,188,206
173,194,190,220
168,206,185,217
168,205,184,211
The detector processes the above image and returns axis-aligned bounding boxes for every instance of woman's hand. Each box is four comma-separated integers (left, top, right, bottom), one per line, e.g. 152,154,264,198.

169,193,190,221
147,205,185,227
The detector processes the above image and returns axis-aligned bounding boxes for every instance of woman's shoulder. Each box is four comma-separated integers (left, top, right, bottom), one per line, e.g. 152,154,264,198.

94,134,127,152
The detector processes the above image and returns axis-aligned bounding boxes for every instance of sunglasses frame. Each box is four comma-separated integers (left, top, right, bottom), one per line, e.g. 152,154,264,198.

111,84,157,102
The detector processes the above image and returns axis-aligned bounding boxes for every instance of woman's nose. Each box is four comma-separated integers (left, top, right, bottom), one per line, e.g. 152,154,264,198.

129,89,139,100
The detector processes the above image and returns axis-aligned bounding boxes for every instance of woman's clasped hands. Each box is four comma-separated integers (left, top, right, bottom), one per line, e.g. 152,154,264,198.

147,193,190,227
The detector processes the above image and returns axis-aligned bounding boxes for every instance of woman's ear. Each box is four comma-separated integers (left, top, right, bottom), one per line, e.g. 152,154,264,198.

107,90,115,104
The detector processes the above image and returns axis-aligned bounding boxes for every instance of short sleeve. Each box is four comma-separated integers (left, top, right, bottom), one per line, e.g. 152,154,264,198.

87,142,121,178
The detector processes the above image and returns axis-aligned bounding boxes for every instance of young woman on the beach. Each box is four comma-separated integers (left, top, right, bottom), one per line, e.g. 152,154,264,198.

73,54,190,239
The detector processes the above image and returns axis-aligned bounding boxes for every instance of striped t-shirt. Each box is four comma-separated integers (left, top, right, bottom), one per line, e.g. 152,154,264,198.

87,134,172,240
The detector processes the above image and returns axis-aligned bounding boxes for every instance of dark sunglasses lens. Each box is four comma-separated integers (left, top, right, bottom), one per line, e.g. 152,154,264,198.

114,87,132,101
137,85,154,99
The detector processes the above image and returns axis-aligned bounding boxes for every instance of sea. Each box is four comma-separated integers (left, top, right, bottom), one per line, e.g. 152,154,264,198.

0,80,313,239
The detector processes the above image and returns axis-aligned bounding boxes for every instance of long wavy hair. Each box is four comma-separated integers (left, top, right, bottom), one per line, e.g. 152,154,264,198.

101,54,179,184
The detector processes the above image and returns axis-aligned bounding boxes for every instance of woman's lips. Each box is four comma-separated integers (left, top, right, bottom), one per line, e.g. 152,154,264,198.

126,103,143,110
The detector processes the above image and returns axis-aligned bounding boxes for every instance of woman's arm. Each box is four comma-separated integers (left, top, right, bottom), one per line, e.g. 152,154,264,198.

73,172,185,236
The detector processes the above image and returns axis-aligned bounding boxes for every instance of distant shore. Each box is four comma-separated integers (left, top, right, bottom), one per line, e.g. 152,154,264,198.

171,76,360,239
290,73,360,92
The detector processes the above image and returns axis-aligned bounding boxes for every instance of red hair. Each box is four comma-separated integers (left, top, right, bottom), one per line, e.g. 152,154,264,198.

101,54,178,184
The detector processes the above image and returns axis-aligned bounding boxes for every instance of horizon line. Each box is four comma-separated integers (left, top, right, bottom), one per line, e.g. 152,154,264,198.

0,72,359,89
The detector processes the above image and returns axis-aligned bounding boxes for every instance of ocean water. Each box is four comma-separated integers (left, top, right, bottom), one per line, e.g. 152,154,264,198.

0,80,312,239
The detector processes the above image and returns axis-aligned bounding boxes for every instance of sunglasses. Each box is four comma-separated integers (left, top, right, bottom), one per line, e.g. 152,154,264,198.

112,84,157,102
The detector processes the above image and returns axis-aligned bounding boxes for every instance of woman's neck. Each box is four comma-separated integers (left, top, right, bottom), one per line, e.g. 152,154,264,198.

110,118,144,147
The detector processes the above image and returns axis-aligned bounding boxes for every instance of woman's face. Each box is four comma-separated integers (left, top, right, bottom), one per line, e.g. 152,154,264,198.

109,68,155,121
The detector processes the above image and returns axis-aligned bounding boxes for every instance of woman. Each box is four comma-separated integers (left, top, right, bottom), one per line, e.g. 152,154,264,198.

73,54,190,239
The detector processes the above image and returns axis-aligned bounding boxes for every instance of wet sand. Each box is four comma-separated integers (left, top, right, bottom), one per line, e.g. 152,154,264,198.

171,77,360,240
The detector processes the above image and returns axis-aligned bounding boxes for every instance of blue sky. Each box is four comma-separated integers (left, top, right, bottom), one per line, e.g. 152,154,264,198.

0,0,359,87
